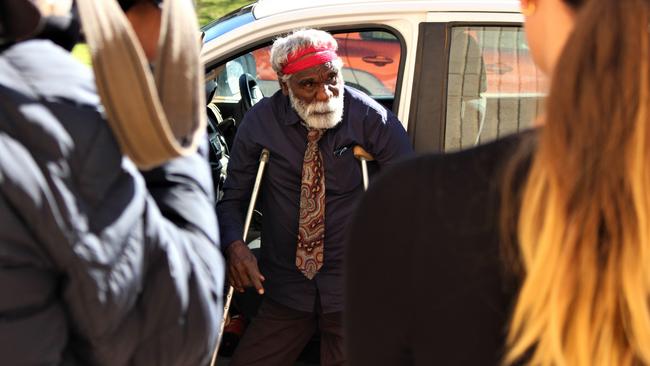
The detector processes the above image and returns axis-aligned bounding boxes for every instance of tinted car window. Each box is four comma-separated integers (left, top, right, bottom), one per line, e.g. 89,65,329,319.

444,26,547,152
336,31,400,97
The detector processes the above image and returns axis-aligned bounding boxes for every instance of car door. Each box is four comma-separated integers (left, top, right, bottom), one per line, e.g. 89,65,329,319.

408,16,548,153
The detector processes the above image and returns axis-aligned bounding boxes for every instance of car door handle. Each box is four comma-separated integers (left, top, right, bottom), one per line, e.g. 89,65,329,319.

362,55,393,67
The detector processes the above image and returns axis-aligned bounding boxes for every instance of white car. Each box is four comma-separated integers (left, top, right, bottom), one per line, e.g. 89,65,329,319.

201,0,546,154
201,1,547,361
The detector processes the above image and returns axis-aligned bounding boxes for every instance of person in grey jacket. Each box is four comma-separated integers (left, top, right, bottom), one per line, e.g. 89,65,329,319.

0,1,224,365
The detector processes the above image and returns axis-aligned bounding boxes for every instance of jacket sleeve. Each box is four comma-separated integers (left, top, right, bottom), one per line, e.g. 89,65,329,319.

365,110,414,166
134,139,226,366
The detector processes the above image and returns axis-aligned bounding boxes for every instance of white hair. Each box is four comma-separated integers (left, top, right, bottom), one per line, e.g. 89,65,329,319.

271,28,343,81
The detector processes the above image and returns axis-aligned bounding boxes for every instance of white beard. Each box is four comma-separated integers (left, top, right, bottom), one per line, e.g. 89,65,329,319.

288,81,345,130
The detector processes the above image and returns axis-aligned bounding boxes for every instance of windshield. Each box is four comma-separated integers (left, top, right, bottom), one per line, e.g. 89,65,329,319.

201,5,255,43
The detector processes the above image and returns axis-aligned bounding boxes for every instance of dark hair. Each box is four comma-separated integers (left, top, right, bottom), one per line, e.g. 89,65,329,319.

564,0,587,8
0,0,41,44
118,0,163,12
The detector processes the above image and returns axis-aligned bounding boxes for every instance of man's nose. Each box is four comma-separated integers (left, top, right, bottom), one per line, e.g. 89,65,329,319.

315,84,334,102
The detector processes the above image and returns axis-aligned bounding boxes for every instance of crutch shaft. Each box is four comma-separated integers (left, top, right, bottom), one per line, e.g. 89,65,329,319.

360,159,369,191
210,286,234,365
242,149,270,241
210,148,270,366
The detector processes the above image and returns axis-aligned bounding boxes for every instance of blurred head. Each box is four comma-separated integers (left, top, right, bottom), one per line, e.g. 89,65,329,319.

0,0,162,59
0,0,42,44
0,0,80,50
271,29,345,129
520,0,584,74
121,0,162,62
504,0,650,365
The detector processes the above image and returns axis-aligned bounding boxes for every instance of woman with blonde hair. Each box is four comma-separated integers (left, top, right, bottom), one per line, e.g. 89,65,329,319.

346,0,650,364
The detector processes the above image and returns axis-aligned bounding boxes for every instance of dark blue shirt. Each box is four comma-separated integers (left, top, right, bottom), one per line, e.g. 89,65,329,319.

217,86,413,313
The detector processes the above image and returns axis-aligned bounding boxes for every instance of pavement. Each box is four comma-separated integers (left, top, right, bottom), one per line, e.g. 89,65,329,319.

216,336,320,365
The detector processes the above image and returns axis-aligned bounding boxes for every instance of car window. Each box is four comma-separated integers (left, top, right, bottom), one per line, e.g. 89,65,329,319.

444,26,547,152
335,31,400,98
214,54,258,100
209,29,402,107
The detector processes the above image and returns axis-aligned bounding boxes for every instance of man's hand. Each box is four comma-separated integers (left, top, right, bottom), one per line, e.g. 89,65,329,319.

227,240,265,295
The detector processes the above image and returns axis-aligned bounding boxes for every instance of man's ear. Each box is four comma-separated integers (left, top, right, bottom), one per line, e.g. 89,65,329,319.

278,76,289,96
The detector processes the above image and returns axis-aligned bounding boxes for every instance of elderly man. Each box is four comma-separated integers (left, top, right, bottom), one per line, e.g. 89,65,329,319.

217,28,413,365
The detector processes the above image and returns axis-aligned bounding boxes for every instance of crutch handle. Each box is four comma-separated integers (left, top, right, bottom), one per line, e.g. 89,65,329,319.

260,148,270,163
353,145,373,191
353,145,374,161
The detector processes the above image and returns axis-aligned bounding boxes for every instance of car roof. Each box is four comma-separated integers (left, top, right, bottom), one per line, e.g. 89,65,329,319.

201,0,521,43
252,0,521,19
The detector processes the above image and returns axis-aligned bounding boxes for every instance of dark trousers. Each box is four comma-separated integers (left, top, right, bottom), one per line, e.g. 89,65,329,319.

229,298,345,366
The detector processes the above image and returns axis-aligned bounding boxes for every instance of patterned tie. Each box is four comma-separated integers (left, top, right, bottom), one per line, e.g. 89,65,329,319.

296,128,326,280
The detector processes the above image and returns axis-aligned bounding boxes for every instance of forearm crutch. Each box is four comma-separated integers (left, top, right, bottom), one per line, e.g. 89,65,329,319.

210,148,270,366
353,145,374,191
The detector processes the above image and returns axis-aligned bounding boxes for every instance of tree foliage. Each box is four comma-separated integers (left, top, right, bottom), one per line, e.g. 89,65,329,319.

196,0,254,26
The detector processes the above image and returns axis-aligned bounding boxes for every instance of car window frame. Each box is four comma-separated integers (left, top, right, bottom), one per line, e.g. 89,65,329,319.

204,24,408,114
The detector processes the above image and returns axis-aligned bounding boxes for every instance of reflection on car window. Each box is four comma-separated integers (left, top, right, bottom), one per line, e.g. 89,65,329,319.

445,26,548,152
211,29,403,108
359,31,398,42
215,54,259,101
225,61,244,95
335,30,401,98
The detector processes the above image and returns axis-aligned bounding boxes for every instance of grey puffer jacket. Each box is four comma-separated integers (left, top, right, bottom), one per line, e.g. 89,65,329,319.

0,40,224,365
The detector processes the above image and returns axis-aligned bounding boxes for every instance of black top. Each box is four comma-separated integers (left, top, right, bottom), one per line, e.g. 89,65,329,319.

345,132,534,365
217,86,413,313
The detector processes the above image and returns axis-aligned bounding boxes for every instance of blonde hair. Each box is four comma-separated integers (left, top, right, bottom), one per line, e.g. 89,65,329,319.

504,0,650,364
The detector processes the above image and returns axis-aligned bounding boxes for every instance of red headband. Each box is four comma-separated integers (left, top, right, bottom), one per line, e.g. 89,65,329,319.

281,46,338,75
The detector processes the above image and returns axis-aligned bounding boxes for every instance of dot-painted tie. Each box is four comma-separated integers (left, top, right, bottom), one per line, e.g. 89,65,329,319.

296,128,326,280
